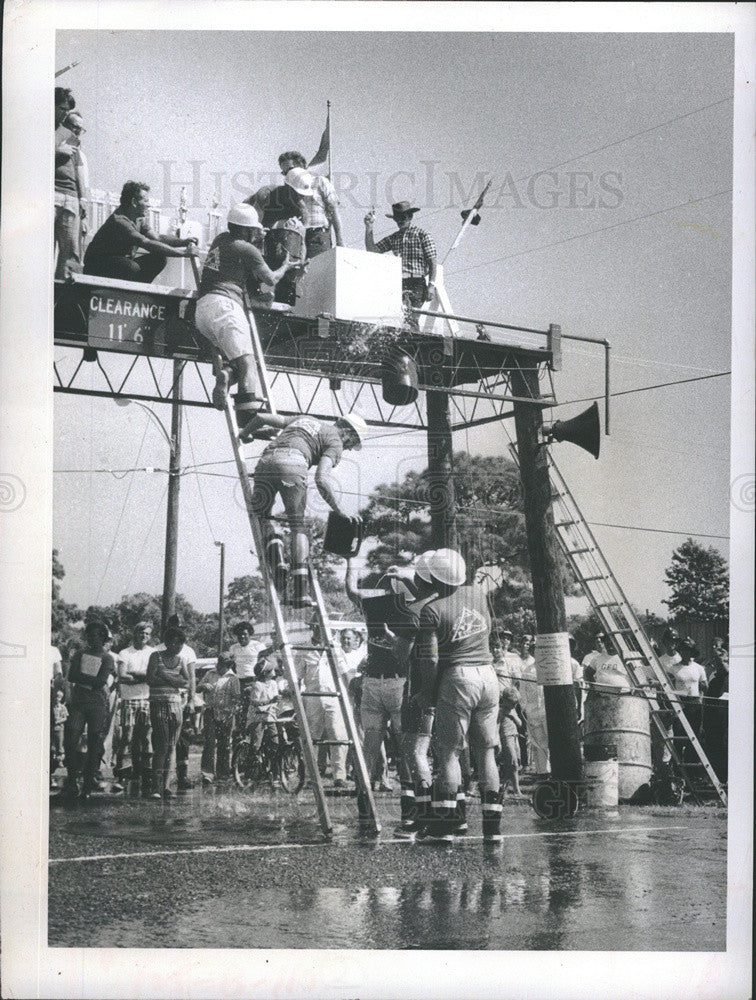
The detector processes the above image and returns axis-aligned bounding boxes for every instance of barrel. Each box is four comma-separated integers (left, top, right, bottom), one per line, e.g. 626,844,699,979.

323,511,363,558
583,743,619,810
382,347,419,406
583,689,651,801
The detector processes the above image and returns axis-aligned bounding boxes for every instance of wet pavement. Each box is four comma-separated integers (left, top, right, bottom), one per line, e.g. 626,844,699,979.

48,760,727,951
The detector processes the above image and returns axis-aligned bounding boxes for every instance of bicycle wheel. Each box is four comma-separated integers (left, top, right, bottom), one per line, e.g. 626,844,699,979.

232,740,262,792
279,745,305,793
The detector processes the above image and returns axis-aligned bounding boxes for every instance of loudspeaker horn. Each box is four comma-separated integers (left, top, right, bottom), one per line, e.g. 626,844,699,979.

544,401,601,459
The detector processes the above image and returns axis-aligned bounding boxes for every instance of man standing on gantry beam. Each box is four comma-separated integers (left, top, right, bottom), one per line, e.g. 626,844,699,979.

194,204,301,433
364,200,437,326
247,412,367,608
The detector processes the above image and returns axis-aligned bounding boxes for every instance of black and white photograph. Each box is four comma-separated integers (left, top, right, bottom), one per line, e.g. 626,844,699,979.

0,2,753,998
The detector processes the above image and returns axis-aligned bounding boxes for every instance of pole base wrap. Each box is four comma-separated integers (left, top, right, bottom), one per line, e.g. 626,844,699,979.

481,787,504,842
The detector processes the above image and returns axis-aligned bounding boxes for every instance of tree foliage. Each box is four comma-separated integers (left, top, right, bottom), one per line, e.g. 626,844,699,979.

663,537,729,622
357,452,576,621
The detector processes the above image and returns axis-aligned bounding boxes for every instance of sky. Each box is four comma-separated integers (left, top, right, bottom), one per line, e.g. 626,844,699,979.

53,29,735,618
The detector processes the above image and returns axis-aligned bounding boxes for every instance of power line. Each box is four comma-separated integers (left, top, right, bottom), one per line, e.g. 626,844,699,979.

588,521,729,541
557,370,730,407
122,481,169,592
422,94,731,221
447,188,732,278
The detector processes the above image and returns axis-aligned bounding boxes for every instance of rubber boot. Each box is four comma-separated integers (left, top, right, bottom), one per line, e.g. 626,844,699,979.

417,782,455,843
234,392,260,438
176,762,194,791
454,787,468,836
393,782,418,839
289,567,314,609
140,767,153,799
482,787,504,843
265,536,289,595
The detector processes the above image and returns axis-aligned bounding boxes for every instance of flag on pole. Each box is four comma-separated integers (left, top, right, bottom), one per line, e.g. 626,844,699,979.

308,107,330,169
449,179,492,253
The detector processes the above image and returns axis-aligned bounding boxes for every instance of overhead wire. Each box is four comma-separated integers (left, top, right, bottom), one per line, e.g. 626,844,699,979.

184,408,219,544
122,480,170,593
447,189,732,278
420,94,731,222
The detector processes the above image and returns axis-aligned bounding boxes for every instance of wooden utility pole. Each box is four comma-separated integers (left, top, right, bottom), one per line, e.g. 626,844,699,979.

426,389,457,550
216,541,226,656
510,363,582,783
161,360,183,633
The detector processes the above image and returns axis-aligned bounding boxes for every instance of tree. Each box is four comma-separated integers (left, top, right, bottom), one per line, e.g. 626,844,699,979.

51,549,81,636
357,452,577,620
663,537,729,622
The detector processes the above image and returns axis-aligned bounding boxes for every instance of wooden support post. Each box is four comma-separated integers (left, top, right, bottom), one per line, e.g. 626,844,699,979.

161,359,183,634
426,389,457,550
510,364,582,783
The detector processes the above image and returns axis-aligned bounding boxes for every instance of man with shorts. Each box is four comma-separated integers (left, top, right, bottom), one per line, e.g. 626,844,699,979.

249,412,366,608
195,203,299,431
413,549,503,843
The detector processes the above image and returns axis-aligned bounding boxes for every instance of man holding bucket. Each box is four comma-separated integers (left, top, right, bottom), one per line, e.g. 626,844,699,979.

248,412,366,608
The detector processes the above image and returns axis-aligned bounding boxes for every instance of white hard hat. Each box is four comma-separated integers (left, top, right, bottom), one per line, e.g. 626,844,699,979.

428,548,467,587
337,412,367,450
284,167,316,196
227,203,263,230
414,550,436,583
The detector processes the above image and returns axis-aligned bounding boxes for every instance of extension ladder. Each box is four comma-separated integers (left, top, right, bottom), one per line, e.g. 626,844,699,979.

219,301,381,838
509,444,726,806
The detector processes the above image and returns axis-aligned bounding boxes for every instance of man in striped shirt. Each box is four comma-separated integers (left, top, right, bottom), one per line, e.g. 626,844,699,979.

364,200,437,318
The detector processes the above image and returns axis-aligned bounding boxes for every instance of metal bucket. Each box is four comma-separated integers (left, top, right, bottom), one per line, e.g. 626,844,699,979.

584,689,651,801
382,346,419,406
264,227,305,266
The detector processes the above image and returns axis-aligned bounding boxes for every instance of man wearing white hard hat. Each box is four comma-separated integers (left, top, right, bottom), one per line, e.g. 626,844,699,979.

344,560,419,821
249,412,366,608
393,550,440,838
413,548,503,843
195,203,300,431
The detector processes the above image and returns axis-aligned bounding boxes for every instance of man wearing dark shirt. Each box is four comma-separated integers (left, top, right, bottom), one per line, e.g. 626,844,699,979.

84,181,199,283
414,549,502,843
62,620,117,800
249,412,366,607
345,561,419,821
195,203,297,428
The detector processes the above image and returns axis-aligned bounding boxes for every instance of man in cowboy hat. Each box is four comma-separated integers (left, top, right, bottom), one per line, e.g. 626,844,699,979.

364,200,438,317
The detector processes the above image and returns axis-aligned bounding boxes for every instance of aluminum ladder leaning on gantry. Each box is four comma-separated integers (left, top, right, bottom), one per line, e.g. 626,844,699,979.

217,296,381,838
508,444,726,806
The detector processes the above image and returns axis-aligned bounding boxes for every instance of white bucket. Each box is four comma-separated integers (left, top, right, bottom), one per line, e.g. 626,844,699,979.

584,758,619,810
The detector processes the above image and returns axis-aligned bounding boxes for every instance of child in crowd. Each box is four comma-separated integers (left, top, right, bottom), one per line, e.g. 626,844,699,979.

199,654,241,782
50,688,68,786
498,684,525,798
247,654,280,756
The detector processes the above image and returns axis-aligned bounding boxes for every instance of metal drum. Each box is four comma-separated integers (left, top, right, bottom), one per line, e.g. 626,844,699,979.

583,689,652,801
264,227,305,266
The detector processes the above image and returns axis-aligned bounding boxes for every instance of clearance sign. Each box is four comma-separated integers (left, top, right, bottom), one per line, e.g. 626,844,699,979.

87,290,168,353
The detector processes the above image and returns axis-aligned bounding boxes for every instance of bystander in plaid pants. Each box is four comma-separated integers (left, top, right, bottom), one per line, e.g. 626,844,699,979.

150,698,183,794
117,698,152,783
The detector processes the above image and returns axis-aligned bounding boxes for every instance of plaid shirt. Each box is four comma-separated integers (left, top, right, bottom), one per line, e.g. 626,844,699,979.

298,176,339,229
374,225,436,279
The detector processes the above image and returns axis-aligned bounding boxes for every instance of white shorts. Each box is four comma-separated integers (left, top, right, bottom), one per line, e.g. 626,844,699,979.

195,293,252,362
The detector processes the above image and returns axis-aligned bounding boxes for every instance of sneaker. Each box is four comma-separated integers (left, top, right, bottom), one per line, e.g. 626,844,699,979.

416,824,454,844
150,791,162,800
333,779,347,790
109,781,124,794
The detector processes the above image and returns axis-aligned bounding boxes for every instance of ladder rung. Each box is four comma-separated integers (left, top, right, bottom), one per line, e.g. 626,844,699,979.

603,628,632,636
291,644,332,652
301,691,342,699
569,546,595,555
312,739,353,747
594,601,622,609
554,519,578,528
581,574,608,582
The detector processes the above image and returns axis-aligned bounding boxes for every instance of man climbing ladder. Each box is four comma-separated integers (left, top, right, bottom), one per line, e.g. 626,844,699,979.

247,411,367,608
194,204,300,434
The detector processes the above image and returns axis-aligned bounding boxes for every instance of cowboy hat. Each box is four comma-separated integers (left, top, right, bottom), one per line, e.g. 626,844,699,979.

386,200,420,218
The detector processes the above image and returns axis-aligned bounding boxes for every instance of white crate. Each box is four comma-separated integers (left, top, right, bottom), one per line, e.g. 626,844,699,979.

292,246,403,324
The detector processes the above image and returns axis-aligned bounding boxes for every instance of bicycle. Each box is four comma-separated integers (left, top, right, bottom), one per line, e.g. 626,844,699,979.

232,712,305,793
